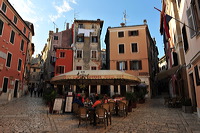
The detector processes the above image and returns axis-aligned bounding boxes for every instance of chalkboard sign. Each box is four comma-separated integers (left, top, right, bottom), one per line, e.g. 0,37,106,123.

53,98,63,112
65,96,73,112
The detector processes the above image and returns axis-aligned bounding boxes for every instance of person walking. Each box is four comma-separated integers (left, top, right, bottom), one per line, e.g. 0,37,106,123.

30,86,34,97
34,86,37,97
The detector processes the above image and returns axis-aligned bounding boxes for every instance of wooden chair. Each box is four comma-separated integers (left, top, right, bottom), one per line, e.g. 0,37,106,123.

72,103,79,117
102,103,112,125
95,107,107,129
121,100,128,116
78,107,89,128
108,102,116,115
118,102,126,117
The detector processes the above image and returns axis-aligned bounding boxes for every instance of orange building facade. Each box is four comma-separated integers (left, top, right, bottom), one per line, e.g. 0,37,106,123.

105,24,159,97
54,48,73,76
0,0,34,100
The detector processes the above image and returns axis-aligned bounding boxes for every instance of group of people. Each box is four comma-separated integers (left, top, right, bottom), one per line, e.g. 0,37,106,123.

72,93,109,108
29,85,43,97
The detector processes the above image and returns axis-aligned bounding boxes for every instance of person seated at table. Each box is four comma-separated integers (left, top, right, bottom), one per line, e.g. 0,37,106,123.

84,97,93,107
92,96,102,108
73,94,84,107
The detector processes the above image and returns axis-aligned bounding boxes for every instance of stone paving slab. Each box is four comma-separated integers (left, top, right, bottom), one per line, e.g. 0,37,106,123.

0,95,200,132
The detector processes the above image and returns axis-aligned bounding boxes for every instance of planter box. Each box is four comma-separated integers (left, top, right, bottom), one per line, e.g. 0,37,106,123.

182,106,193,113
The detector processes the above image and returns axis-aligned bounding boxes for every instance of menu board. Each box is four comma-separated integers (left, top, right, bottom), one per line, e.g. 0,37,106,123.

53,98,63,112
65,96,73,112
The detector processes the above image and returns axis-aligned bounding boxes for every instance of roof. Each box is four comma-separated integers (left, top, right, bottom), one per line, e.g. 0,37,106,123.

51,70,141,85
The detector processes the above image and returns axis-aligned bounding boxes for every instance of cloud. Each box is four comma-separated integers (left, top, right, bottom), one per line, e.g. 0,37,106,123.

69,0,77,4
49,0,74,22
8,0,43,24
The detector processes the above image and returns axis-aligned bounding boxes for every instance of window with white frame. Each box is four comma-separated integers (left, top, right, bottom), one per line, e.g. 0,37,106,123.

6,52,12,67
60,52,65,58
186,5,196,38
91,50,97,59
17,59,22,71
56,66,65,74
76,50,82,58
1,2,7,13
116,61,127,70
76,66,82,70
130,60,142,70
118,44,124,54
92,36,98,43
91,66,96,70
131,43,138,52
10,30,15,44
128,30,139,36
118,31,124,37
0,19,4,35
13,16,17,24
20,40,24,51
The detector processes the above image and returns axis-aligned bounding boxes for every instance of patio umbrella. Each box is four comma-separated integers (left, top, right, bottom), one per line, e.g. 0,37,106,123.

50,70,141,86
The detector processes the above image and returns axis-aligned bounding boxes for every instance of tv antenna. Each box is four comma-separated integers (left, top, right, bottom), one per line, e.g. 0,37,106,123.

123,10,128,25
74,10,79,20
53,22,57,32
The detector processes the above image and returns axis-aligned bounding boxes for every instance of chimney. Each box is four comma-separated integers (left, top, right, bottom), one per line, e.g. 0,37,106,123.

56,28,59,33
143,19,147,25
120,23,125,27
66,23,69,29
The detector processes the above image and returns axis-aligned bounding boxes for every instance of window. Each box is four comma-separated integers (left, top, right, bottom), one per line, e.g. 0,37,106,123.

13,16,17,24
92,24,96,29
78,24,84,28
23,27,26,34
116,61,127,70
182,25,189,52
91,50,97,59
56,66,65,74
77,35,84,42
1,2,7,13
76,50,82,58
76,66,82,70
54,36,58,40
130,60,142,70
34,68,36,72
118,31,124,37
129,30,139,36
0,19,3,35
131,43,138,52
10,30,15,44
186,5,196,38
194,65,200,86
60,52,65,58
118,44,124,53
18,59,22,71
2,77,8,92
20,40,24,51
92,36,98,42
91,66,96,70
6,52,12,67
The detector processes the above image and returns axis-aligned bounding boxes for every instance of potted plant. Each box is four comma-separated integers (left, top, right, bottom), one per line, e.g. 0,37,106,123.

125,92,137,112
43,87,57,113
182,98,193,113
136,87,148,104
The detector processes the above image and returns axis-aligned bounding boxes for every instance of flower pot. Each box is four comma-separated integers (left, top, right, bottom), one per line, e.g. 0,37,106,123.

132,102,137,108
138,99,145,104
182,106,193,113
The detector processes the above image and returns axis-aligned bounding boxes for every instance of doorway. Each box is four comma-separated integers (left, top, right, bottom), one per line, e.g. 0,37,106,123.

14,80,19,98
189,73,197,112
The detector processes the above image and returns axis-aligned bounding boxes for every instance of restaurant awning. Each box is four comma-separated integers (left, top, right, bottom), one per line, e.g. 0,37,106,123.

156,65,180,80
51,70,141,85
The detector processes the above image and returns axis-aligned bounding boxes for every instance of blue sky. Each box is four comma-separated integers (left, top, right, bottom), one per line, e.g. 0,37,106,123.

9,0,163,58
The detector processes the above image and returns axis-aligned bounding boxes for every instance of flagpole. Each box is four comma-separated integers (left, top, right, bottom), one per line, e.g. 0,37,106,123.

154,7,197,32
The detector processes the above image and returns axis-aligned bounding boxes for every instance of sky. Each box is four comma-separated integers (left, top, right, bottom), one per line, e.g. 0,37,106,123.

8,0,163,58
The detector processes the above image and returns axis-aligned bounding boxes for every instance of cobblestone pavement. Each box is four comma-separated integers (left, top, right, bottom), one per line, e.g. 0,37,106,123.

0,95,200,133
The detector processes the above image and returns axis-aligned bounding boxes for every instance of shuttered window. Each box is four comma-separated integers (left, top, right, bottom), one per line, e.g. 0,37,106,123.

186,6,196,38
